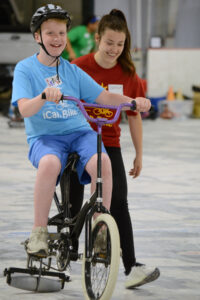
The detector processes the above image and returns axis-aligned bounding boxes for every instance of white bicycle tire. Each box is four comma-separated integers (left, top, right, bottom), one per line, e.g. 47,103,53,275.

82,213,120,300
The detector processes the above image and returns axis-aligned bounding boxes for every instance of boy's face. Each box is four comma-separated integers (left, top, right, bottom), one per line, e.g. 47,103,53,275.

35,19,67,57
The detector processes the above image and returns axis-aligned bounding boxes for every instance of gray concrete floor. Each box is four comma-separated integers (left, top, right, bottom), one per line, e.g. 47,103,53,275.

0,115,200,299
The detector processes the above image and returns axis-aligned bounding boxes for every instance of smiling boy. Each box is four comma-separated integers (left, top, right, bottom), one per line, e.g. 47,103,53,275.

11,4,151,257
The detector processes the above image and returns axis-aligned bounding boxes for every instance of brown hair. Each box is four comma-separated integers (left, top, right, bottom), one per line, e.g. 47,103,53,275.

97,9,135,75
35,18,68,36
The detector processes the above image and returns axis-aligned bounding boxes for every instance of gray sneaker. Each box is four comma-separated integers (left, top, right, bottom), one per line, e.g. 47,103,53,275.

27,227,48,257
125,263,160,289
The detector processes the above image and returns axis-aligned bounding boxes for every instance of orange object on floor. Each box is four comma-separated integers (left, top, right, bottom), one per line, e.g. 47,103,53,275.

167,86,175,101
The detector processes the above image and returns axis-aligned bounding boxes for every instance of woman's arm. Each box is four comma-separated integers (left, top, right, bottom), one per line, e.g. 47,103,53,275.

127,113,143,178
96,90,151,112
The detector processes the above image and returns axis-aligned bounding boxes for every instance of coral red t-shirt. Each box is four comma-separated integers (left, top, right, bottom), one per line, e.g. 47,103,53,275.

72,53,145,147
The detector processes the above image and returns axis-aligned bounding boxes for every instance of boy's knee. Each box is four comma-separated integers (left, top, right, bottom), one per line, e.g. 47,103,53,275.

39,154,61,175
86,153,111,178
101,152,110,164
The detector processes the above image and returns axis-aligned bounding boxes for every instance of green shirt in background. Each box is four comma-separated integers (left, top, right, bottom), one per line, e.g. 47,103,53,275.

62,25,95,60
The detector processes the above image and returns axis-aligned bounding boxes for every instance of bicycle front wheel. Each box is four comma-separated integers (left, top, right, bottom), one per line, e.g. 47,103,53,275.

82,214,120,300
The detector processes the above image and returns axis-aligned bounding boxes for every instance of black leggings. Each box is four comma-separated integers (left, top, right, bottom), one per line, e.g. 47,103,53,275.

68,147,136,275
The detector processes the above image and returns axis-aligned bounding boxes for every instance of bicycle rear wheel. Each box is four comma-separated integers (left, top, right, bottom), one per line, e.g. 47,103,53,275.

82,214,120,300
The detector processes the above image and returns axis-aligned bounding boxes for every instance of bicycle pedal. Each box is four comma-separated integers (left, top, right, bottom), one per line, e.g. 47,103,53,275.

28,251,48,259
48,233,60,240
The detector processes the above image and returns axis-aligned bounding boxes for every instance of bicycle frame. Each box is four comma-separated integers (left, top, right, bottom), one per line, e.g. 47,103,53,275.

61,95,135,202
59,96,136,259
4,95,136,295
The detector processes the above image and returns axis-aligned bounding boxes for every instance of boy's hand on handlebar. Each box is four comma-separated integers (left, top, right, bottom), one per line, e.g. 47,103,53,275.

135,97,151,112
41,87,62,104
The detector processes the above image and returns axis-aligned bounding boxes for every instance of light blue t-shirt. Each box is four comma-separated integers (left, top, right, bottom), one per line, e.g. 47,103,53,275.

12,54,104,146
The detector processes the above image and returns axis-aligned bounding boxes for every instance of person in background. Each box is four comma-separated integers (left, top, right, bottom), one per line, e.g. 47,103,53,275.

160,103,176,119
70,9,160,289
62,15,99,61
11,4,151,259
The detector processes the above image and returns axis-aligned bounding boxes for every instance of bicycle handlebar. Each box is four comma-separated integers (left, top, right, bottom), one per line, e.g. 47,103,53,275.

41,93,136,125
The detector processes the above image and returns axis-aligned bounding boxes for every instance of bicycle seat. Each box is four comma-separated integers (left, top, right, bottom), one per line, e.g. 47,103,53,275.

65,152,80,172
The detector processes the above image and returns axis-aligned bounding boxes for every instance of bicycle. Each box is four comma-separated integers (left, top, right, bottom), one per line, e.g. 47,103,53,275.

4,95,137,300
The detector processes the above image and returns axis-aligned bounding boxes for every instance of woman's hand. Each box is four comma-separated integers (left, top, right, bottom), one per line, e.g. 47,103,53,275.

129,156,142,178
135,97,151,112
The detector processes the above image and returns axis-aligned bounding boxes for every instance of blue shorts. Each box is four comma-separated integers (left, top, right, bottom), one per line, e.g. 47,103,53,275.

28,129,106,185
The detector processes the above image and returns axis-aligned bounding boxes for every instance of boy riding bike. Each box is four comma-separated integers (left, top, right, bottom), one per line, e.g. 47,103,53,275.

11,4,150,258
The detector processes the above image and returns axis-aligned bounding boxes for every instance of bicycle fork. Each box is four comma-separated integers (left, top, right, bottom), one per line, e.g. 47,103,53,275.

85,123,109,259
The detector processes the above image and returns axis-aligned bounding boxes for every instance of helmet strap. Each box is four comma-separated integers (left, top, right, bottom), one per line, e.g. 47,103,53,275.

38,28,63,81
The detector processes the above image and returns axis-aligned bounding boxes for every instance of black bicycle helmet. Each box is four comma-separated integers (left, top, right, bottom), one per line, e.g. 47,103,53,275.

30,4,71,35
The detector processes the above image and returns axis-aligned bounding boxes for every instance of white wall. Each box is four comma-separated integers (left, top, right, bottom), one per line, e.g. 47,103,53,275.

94,0,137,47
147,49,200,97
175,0,200,48
94,0,130,21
